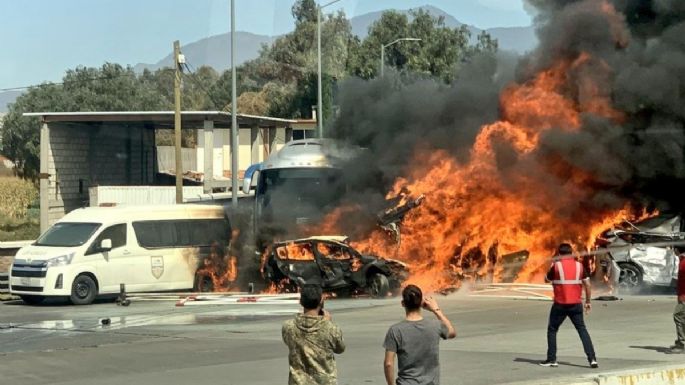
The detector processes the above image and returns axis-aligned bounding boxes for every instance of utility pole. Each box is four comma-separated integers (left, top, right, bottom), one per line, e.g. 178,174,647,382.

173,40,183,204
316,0,342,138
230,0,238,208
316,6,322,138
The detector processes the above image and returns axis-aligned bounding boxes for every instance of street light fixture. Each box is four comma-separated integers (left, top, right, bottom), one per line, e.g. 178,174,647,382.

380,38,422,77
317,0,342,138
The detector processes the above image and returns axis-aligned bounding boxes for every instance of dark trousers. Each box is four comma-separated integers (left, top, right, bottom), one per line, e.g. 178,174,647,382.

674,303,685,346
546,303,596,362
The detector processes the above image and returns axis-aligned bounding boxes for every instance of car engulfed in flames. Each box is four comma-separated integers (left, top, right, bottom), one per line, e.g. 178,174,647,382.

261,236,408,297
595,214,685,289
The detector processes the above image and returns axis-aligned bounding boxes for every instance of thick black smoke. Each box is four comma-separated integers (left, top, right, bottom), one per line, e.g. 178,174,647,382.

329,52,516,211
531,0,685,212
330,0,685,219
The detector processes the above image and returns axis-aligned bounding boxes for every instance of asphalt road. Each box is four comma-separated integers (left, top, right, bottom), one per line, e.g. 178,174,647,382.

0,292,683,385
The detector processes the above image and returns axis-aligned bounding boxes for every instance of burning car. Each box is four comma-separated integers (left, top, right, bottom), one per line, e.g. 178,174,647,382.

595,214,685,289
262,236,408,297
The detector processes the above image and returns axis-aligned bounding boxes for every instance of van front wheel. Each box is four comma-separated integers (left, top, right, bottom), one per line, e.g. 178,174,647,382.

70,274,98,305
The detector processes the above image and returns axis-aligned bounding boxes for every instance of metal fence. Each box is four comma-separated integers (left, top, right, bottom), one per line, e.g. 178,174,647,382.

156,146,197,172
0,272,8,294
89,186,205,206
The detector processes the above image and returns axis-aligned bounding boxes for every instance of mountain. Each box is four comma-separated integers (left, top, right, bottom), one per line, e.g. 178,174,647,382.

487,26,537,54
2,5,537,112
0,91,22,113
133,31,274,73
133,5,537,75
351,5,481,39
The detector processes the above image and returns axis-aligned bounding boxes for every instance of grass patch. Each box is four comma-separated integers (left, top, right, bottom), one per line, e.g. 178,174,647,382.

0,217,40,241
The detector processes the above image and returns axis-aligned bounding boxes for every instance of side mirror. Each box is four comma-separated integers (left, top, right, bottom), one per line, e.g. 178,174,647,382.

100,239,112,252
242,169,259,194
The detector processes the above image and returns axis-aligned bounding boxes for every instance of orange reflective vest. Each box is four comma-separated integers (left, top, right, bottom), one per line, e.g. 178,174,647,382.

551,258,585,305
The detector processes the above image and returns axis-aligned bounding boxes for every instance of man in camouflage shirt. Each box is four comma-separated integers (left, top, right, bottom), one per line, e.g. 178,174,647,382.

282,284,346,385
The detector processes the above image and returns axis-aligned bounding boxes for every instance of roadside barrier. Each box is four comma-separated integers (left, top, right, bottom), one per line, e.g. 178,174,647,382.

501,363,685,385
109,290,300,307
0,272,8,294
175,293,300,307
470,283,553,301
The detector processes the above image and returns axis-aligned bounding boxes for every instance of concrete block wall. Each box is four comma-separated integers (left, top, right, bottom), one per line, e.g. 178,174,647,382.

48,125,90,223
88,123,129,186
46,123,154,227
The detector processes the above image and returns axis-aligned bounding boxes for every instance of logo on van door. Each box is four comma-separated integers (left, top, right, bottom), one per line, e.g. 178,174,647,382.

151,256,164,279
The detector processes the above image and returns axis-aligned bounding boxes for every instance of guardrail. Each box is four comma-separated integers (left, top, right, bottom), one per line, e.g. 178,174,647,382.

0,272,8,294
0,240,33,257
0,241,30,299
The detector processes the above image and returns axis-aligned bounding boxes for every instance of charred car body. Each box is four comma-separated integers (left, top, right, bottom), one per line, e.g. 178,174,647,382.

262,236,407,297
596,214,685,289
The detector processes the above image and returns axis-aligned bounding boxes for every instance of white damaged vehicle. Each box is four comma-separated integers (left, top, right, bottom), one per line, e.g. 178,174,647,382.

10,204,230,305
596,214,685,289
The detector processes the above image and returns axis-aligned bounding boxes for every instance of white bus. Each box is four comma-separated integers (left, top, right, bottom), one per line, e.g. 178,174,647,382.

242,139,358,246
9,204,230,305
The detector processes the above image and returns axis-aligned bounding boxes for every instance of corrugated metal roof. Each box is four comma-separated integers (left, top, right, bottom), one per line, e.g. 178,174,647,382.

23,111,297,128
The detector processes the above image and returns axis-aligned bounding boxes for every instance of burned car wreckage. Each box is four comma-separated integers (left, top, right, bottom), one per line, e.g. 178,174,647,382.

596,214,685,289
261,236,408,297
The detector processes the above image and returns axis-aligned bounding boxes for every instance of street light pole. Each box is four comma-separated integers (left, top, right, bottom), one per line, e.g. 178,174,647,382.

316,0,342,138
230,0,238,208
380,37,422,77
173,40,183,204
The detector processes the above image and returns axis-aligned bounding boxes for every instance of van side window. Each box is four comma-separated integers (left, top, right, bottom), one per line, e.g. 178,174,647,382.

133,219,230,249
86,224,127,255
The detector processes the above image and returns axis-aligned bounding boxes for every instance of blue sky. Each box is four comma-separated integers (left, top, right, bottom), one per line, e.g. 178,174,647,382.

0,0,532,89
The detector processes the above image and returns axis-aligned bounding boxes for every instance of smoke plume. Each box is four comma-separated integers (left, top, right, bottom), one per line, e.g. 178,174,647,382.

331,0,685,216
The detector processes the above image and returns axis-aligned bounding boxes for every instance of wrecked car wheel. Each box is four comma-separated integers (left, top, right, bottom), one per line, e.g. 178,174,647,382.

194,275,214,292
618,263,642,289
368,273,390,298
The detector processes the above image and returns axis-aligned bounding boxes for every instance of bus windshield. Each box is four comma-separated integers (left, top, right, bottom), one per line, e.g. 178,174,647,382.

256,167,345,226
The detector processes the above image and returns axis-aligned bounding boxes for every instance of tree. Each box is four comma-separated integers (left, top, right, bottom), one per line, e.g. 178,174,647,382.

292,0,317,25
256,3,355,121
348,9,496,82
0,64,169,179
475,31,498,55
236,91,269,115
0,84,62,179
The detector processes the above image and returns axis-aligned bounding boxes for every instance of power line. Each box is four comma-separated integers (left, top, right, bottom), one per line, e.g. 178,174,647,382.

0,72,138,93
182,61,229,111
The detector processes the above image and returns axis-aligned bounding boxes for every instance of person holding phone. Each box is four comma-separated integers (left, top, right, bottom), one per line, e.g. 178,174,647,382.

383,284,456,385
282,284,345,385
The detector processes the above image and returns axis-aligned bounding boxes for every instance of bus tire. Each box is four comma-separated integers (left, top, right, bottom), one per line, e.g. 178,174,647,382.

70,274,98,305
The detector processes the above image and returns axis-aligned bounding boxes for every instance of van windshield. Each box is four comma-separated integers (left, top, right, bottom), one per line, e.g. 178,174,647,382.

35,222,101,247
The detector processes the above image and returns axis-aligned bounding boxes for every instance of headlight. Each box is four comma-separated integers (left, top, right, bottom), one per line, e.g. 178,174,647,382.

47,253,75,267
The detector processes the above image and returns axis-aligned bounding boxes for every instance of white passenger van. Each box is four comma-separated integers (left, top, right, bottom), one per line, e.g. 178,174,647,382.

10,204,230,305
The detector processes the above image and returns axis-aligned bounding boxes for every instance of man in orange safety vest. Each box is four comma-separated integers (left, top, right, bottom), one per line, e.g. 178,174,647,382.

539,243,597,369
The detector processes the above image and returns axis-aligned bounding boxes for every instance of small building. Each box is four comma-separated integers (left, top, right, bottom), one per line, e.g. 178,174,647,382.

24,111,310,231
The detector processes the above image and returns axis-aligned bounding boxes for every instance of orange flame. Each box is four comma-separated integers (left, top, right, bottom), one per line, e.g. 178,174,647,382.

320,4,650,292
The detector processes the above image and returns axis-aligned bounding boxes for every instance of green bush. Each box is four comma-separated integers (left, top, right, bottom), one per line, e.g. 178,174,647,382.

0,216,40,241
